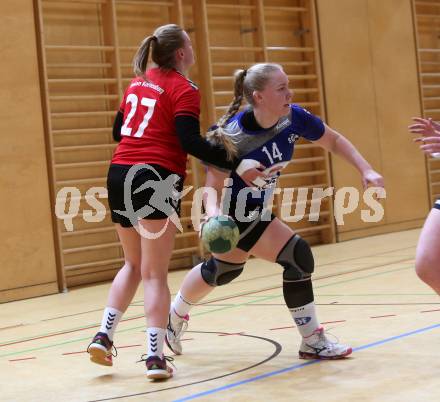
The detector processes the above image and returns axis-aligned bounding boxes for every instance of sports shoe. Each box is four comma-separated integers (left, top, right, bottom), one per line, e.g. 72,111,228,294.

165,312,189,355
299,327,352,360
138,354,174,380
87,332,117,366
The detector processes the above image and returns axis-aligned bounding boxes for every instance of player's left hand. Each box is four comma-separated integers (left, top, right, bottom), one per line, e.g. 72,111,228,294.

362,169,384,190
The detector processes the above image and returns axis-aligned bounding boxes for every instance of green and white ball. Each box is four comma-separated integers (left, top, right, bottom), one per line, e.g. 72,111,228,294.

201,215,240,254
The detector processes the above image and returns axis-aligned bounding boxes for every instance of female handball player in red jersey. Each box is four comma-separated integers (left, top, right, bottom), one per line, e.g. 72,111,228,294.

87,24,264,380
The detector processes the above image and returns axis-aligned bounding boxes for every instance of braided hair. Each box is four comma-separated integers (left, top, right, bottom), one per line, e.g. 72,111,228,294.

207,63,283,161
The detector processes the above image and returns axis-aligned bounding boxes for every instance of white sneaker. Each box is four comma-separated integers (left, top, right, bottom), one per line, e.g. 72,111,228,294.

299,327,352,360
165,312,189,355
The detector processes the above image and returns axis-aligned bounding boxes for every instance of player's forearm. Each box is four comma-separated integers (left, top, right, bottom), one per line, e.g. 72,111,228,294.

175,115,236,170
332,134,373,175
112,110,123,142
203,169,228,217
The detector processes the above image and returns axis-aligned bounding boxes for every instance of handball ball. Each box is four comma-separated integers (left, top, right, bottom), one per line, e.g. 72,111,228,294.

201,215,240,254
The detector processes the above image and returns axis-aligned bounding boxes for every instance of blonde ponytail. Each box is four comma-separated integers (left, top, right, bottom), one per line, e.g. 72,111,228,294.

132,36,156,77
132,24,185,76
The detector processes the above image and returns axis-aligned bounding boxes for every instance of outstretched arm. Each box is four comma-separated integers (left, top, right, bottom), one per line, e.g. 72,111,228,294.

313,124,384,189
175,115,267,185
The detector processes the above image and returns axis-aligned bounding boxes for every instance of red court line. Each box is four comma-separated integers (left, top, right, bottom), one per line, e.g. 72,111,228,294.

181,338,194,342
420,308,440,313
9,357,36,362
62,351,88,356
370,314,396,319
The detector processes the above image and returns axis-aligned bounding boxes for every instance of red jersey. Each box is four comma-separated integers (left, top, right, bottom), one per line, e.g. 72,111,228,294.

111,68,200,176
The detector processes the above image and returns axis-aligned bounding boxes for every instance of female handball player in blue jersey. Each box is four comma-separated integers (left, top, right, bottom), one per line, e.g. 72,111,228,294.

167,63,384,360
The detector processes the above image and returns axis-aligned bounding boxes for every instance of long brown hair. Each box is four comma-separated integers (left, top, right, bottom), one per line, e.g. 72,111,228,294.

133,24,185,76
207,63,283,160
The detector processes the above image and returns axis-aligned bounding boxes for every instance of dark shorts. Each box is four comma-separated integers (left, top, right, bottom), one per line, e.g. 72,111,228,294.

224,199,275,252
434,200,440,210
107,163,184,228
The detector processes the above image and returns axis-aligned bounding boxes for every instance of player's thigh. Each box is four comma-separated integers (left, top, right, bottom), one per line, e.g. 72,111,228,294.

250,218,295,262
139,217,177,276
212,246,250,264
115,224,141,270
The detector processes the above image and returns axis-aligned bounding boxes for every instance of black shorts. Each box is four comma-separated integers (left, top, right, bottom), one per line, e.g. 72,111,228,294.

434,200,440,210
107,163,184,228
225,199,275,252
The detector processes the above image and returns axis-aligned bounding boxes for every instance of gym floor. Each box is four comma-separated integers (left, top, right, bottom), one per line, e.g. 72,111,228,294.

1,229,438,402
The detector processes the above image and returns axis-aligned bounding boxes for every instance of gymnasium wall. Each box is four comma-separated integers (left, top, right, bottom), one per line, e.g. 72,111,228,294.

413,0,440,211
317,0,428,241
34,0,337,290
0,0,434,302
0,0,59,303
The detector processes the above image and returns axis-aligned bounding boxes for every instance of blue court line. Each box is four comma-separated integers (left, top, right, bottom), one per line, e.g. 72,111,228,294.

173,322,440,402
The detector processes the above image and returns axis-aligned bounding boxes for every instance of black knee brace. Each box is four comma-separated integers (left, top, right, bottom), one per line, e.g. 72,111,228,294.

276,234,314,281
200,257,245,286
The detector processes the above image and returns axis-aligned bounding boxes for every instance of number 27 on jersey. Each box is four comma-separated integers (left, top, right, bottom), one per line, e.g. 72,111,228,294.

121,94,157,138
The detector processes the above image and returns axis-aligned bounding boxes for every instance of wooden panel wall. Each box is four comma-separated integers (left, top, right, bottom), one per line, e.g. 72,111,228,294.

2,0,431,297
33,0,333,289
36,0,203,288
317,0,428,241
0,0,59,302
413,0,440,205
38,0,123,288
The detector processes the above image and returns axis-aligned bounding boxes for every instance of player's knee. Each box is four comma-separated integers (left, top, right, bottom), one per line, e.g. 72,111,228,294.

276,235,314,281
201,257,245,286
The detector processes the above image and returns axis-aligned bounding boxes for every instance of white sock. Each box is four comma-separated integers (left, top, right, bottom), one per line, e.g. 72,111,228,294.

99,307,123,342
147,327,166,357
171,290,194,319
289,301,320,338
